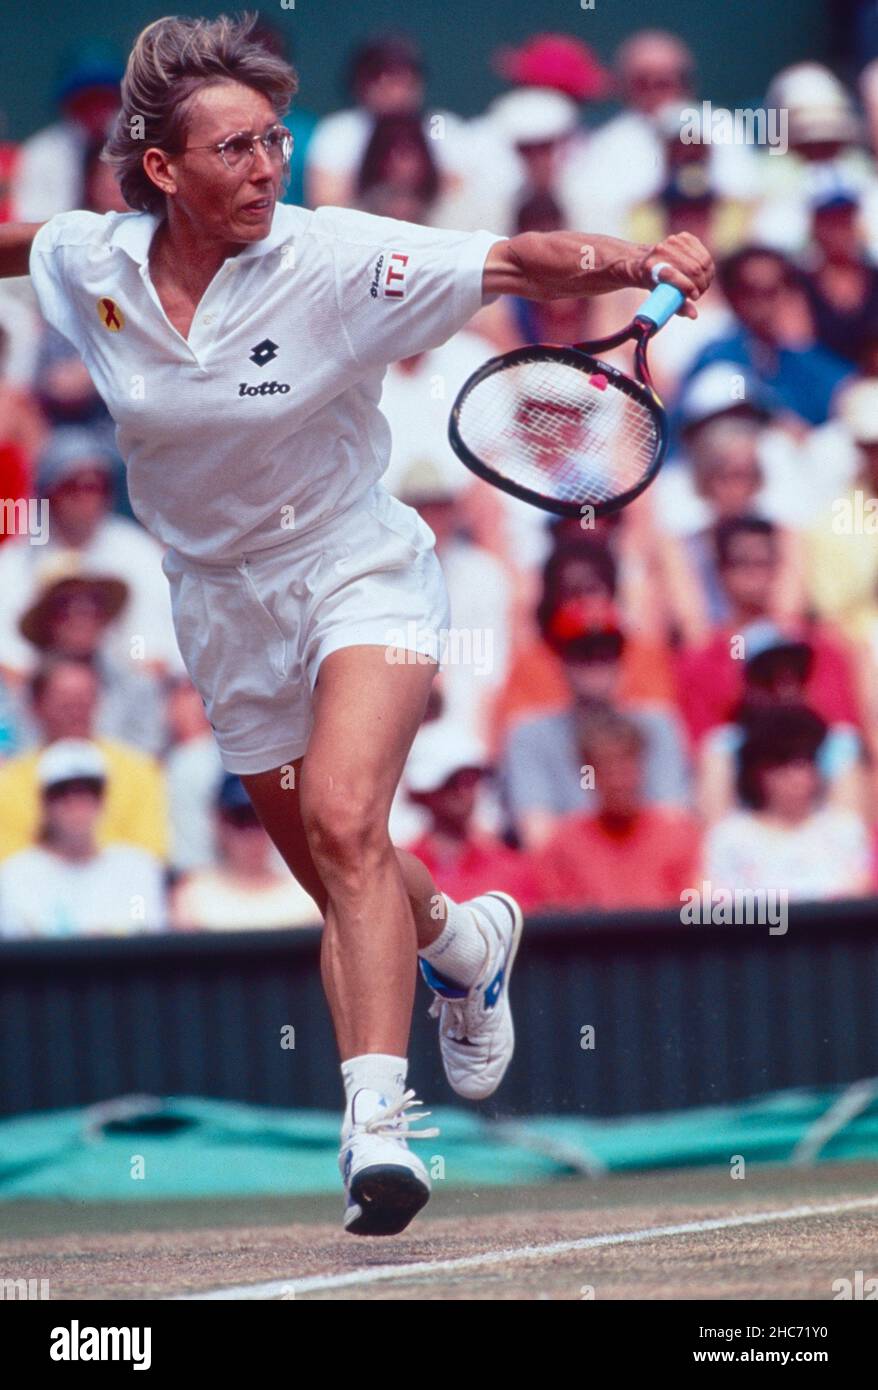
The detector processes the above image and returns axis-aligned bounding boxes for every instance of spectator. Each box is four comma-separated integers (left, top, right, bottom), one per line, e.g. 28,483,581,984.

535,708,701,910
402,720,545,910
501,597,689,850
444,34,609,235
30,129,136,499
0,120,19,223
610,101,756,394
660,362,829,529
30,143,136,517
170,774,320,930
686,245,854,426
704,706,872,900
656,419,807,644
696,621,866,824
493,536,676,755
752,63,876,257
851,580,878,812
0,655,168,861
560,30,757,237
391,457,512,746
677,522,863,744
806,378,878,640
492,31,610,102
0,738,166,937
0,428,183,683
379,331,491,505
12,44,122,220
800,174,878,363
12,556,167,756
164,676,224,876
481,85,580,236
479,181,601,354
628,100,753,260
0,323,45,534
354,112,441,223
0,673,23,758
305,33,466,211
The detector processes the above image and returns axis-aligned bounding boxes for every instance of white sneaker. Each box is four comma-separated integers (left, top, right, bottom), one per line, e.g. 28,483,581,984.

339,1087,439,1236
419,891,524,1101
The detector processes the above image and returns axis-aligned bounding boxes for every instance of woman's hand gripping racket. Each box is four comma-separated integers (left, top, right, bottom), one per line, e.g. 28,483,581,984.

449,266,685,519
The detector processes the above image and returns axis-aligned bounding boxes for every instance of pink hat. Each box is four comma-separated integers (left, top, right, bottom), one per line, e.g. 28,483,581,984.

494,33,612,102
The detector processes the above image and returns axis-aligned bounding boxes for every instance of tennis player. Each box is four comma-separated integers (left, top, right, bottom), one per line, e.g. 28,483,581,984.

0,14,713,1235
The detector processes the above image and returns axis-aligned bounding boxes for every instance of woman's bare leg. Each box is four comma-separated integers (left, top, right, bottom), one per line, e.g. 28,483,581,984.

240,776,445,944
241,645,447,1058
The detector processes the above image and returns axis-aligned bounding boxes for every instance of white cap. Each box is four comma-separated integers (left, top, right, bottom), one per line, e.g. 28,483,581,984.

767,62,851,111
767,63,860,145
488,87,579,146
37,738,107,789
396,455,464,504
679,363,773,431
405,720,488,794
838,379,878,444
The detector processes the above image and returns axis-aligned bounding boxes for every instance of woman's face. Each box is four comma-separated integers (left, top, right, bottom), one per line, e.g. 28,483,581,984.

759,759,819,820
156,81,286,245
699,438,762,516
43,783,104,843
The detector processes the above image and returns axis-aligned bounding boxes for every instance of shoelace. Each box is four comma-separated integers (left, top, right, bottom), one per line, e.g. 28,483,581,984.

428,993,469,1041
340,1089,439,1159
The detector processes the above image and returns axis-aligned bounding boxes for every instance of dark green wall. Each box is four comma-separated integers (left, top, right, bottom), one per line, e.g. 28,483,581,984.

2,0,832,142
2,901,877,1117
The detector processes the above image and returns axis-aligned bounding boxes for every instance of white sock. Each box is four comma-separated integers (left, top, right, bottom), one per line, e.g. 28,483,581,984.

418,893,489,988
341,1053,407,1126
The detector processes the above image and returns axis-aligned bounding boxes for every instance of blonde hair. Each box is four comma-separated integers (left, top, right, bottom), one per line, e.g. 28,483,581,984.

103,12,298,215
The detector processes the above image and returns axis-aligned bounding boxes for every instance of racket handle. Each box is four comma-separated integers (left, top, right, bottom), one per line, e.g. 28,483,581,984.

636,268,686,331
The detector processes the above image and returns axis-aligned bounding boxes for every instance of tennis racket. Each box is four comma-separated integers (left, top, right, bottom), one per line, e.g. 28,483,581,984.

448,267,685,518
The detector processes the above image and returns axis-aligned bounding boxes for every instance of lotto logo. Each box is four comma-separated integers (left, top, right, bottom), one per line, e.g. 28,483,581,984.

237,381,291,396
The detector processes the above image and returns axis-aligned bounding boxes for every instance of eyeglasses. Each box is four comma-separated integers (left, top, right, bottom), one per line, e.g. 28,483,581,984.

182,124,293,172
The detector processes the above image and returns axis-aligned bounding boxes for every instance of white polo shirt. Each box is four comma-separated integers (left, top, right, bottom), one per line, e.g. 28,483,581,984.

29,204,503,562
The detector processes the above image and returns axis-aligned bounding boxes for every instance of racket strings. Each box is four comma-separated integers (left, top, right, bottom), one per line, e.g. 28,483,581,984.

456,357,661,508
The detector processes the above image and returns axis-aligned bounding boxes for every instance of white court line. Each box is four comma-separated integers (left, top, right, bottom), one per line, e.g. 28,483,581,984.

178,1195,878,1300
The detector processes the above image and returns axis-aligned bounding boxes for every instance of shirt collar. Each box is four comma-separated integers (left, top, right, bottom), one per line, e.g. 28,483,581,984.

108,203,299,267
109,210,160,265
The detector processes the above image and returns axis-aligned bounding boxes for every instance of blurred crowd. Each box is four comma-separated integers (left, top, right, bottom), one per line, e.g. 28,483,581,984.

2,22,878,938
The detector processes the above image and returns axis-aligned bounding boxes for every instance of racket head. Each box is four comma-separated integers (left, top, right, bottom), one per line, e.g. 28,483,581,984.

449,344,669,519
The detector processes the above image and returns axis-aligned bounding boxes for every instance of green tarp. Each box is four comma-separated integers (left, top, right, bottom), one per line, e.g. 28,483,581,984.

0,1083,876,1200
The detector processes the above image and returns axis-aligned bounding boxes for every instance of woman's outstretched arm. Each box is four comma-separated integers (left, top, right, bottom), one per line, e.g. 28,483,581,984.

483,229,713,318
0,223,45,278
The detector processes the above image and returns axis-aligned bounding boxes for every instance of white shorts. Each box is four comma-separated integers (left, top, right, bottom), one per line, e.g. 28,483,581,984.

161,483,451,774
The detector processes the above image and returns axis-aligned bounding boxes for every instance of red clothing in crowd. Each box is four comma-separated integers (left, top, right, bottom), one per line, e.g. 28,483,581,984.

535,807,701,911
407,831,547,912
0,144,19,222
490,633,678,759
675,625,862,745
0,443,30,545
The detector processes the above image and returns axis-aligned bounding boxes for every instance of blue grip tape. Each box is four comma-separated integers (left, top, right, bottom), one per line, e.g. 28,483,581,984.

636,281,685,330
